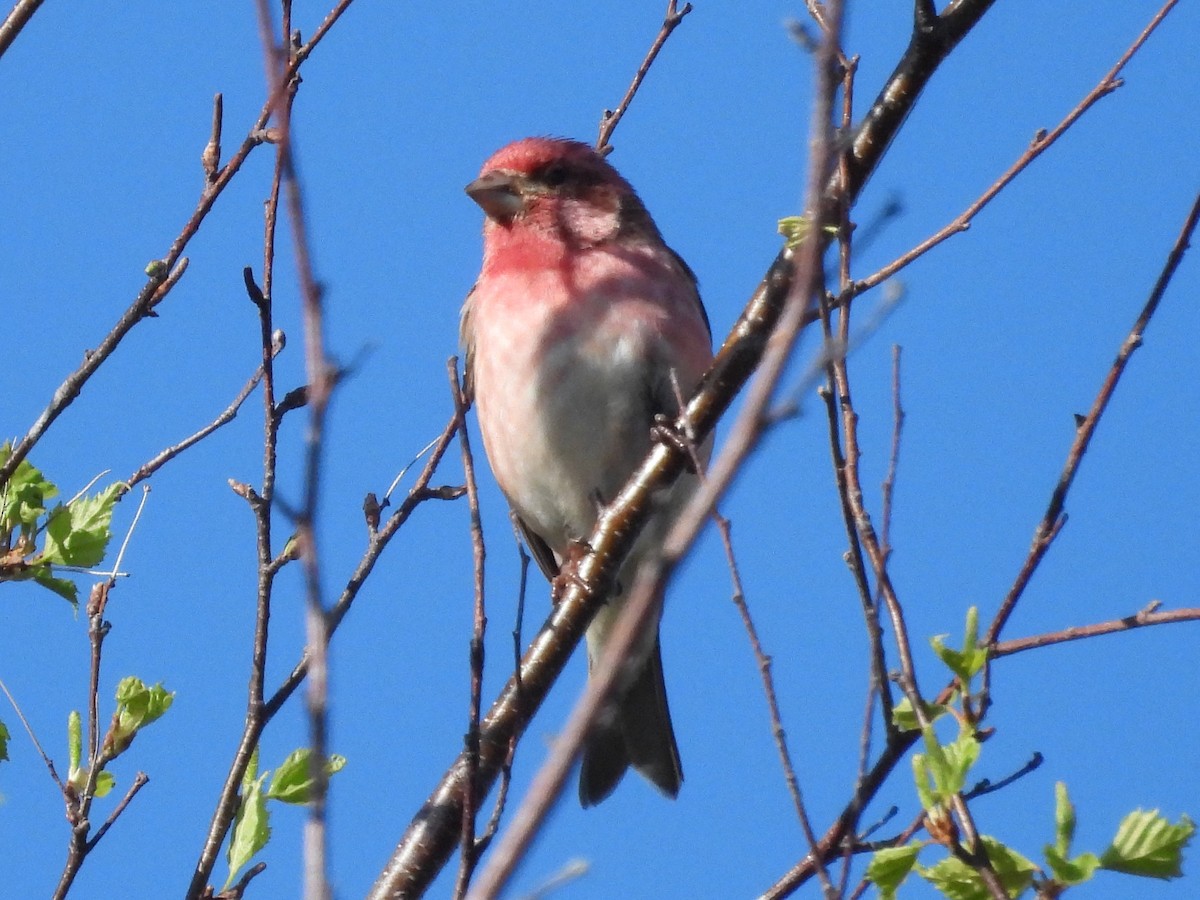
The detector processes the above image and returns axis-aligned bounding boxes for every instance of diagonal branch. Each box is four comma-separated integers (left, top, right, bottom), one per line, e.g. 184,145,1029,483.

0,0,356,490
0,0,43,59
985,187,1200,645
367,2,1035,897
595,0,693,156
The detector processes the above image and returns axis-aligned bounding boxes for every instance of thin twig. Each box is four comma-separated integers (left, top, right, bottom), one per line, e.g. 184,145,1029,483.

671,371,811,846
717,513,809,830
0,675,64,790
252,2,339,896
202,93,224,183
964,752,1044,801
994,605,1200,657
84,771,149,852
124,332,285,492
474,534,532,855
847,0,1180,300
262,412,462,722
105,485,150,587
824,319,921,728
879,346,903,566
595,0,693,155
216,861,269,900
187,3,361,895
0,0,358,491
986,188,1200,646
450,359,488,899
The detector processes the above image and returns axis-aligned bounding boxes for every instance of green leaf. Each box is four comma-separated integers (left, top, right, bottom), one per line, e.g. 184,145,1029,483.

912,751,936,812
68,710,82,773
777,215,840,249
93,770,116,798
892,697,950,732
0,442,58,532
267,748,347,805
867,843,922,899
108,677,173,755
244,746,260,786
1053,781,1075,858
983,837,1039,897
1100,809,1195,879
41,482,124,568
915,728,980,806
918,837,1036,900
942,732,981,797
1044,846,1101,886
225,770,270,889
32,566,78,606
0,719,10,763
931,607,988,684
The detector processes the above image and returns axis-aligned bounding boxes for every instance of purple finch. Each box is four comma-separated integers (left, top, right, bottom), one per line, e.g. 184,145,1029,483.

461,137,713,806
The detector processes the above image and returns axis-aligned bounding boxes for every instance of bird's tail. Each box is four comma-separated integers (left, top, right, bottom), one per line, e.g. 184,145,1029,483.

579,636,683,807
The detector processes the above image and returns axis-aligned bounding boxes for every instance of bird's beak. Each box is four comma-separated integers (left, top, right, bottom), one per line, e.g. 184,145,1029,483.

465,171,525,223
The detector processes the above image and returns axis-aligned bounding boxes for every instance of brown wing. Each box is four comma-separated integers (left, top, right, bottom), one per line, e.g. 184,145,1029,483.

511,511,559,582
459,285,478,403
664,244,711,340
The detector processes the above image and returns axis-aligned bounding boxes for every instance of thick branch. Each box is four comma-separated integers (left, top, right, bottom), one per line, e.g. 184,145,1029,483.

0,0,44,59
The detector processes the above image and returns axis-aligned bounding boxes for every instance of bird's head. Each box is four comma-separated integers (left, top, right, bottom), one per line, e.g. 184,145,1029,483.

466,137,656,251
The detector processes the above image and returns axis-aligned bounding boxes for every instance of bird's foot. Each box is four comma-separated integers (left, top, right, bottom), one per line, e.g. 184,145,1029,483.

551,538,593,603
651,414,699,474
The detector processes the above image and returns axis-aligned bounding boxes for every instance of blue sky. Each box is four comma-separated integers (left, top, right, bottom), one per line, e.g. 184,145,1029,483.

2,2,1198,898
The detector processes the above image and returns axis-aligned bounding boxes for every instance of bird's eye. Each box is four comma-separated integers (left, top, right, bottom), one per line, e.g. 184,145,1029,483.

540,163,569,188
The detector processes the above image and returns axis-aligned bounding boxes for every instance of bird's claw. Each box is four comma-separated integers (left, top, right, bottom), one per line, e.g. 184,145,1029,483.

551,539,593,602
651,414,698,473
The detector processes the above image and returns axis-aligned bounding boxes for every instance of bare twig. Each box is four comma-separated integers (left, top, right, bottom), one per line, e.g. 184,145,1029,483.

450,359,489,899
847,0,1181,299
717,513,810,831
202,93,224,183
824,318,921,731
125,333,284,492
187,267,284,899
0,0,358,490
0,675,64,790
186,4,362,894
105,485,150,587
84,771,149,852
214,861,268,899
964,752,1044,801
251,1,341,896
879,346,903,561
986,188,1200,645
473,533,533,856
595,0,693,155
994,605,1200,657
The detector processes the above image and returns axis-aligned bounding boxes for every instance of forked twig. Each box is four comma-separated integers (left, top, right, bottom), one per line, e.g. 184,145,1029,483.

595,0,693,155
847,0,1180,300
450,358,489,899
986,188,1200,645
125,333,285,492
